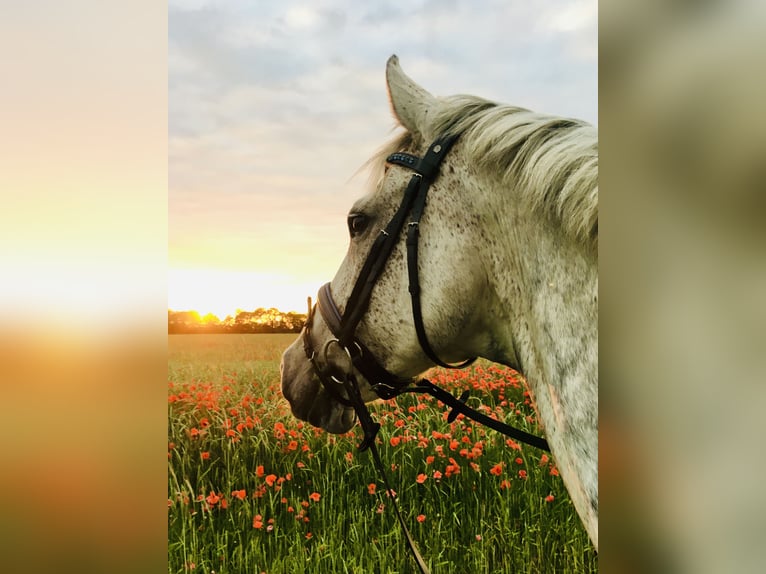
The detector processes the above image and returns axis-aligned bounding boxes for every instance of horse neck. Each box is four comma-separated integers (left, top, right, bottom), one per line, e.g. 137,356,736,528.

479,178,599,546
485,195,598,391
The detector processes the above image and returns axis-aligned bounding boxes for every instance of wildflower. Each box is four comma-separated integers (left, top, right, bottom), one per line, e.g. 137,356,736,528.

433,470,443,480
367,483,377,495
232,490,247,501
206,491,220,506
490,463,503,476
190,428,200,438
545,494,555,503
200,451,210,460
550,466,559,477
506,439,521,451
265,474,277,487
253,514,263,529
416,514,426,523
518,470,528,479
309,492,321,503
305,532,313,540
425,456,435,465
515,457,523,465
475,535,482,542
416,473,427,484
539,454,550,465
390,436,401,447
256,465,265,478
499,480,511,489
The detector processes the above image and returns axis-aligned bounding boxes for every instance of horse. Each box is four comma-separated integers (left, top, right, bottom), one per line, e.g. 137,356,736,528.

280,55,598,550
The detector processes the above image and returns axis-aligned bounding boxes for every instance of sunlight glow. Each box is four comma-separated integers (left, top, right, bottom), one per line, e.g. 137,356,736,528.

167,269,322,319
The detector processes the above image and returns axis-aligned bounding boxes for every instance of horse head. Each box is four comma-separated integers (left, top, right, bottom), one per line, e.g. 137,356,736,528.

280,56,501,433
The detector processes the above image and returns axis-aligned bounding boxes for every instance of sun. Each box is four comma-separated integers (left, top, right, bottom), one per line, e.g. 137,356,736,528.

168,269,321,319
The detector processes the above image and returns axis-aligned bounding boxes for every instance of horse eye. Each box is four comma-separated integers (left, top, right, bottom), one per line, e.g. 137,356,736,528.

347,213,369,238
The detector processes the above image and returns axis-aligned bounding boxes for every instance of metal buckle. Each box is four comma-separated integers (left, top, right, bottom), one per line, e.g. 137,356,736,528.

322,338,355,382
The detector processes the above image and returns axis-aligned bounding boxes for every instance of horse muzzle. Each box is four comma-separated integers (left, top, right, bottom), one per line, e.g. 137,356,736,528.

280,339,357,434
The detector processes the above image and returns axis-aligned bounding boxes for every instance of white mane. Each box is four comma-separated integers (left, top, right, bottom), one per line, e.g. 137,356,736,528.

372,96,598,252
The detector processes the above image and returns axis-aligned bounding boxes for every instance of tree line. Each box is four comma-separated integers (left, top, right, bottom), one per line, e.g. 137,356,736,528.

168,308,307,334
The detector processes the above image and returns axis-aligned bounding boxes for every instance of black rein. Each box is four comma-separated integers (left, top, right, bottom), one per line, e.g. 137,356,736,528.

300,132,549,574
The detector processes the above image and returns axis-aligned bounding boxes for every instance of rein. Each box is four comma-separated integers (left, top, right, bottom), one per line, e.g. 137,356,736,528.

301,133,549,573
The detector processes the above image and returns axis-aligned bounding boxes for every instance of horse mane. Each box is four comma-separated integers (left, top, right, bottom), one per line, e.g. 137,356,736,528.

369,95,598,252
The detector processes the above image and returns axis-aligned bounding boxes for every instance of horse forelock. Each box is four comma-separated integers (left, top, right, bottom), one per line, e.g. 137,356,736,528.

367,95,598,253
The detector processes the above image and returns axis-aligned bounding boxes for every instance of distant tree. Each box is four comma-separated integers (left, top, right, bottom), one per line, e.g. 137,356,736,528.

168,307,306,334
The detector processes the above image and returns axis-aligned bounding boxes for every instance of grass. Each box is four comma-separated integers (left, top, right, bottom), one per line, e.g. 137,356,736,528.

168,334,597,573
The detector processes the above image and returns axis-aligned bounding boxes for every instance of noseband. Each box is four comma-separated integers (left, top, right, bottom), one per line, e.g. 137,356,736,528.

299,132,549,574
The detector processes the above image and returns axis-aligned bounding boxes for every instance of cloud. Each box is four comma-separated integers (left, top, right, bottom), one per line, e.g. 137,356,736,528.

169,0,597,291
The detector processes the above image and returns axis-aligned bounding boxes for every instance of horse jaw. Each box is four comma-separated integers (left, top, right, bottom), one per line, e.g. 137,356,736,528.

386,55,437,138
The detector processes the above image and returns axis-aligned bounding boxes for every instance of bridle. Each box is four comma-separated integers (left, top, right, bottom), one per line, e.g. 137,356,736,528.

300,132,549,573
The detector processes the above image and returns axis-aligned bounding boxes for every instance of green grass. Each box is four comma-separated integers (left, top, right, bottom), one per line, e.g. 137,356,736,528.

168,334,596,573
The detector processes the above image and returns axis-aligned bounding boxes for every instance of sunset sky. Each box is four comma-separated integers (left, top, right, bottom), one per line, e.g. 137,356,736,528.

168,0,597,318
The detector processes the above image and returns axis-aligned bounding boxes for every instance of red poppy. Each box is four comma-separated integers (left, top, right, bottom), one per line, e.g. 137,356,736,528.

416,473,427,484
367,483,377,495
256,465,265,478
265,474,277,486
309,492,321,503
253,514,263,529
416,514,426,523
490,463,503,476
232,489,246,500
545,494,555,503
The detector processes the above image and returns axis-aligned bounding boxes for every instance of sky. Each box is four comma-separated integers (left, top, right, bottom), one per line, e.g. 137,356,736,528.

168,0,597,318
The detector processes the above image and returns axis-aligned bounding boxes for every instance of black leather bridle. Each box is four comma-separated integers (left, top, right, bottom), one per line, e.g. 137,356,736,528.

300,132,549,573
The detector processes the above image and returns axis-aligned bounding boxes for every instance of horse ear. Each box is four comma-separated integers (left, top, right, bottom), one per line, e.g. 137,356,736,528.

386,55,436,138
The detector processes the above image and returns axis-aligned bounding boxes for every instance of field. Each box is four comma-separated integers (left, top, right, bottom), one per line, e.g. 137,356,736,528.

168,334,596,573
